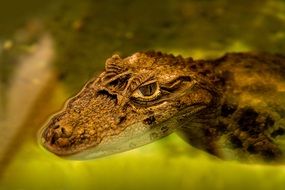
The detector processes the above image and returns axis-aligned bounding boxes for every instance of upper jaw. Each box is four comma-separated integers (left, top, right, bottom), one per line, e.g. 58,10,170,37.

57,119,177,160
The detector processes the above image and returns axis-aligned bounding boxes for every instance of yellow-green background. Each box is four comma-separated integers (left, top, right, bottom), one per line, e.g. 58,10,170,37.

1,0,285,189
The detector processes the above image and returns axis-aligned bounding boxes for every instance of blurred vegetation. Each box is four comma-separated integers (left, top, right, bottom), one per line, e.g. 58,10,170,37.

49,0,285,93
1,0,285,190
2,0,285,92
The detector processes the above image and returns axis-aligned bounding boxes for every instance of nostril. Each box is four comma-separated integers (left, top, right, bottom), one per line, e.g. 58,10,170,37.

53,124,60,129
44,123,73,146
50,134,57,145
59,125,73,137
61,127,66,134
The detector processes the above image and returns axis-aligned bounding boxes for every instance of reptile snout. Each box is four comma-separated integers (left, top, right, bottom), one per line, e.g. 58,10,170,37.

42,123,73,148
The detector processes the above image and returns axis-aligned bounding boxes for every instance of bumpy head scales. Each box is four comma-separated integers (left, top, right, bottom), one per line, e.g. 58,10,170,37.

39,51,218,159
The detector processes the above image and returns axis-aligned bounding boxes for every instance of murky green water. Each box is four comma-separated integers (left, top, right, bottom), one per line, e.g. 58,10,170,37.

1,0,285,189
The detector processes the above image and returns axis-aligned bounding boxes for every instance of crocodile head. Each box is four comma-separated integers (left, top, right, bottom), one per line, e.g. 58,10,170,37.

39,52,219,159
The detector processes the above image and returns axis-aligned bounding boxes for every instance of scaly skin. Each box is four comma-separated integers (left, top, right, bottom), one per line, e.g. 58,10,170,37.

39,51,285,162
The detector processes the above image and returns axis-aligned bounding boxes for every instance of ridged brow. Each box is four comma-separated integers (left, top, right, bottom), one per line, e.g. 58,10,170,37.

160,76,192,92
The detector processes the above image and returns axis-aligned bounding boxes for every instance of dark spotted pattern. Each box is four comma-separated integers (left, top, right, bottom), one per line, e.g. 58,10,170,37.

229,135,243,149
271,128,285,138
143,116,156,125
217,106,282,161
221,103,237,117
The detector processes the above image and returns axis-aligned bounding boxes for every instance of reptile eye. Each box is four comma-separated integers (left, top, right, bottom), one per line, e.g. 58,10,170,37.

132,81,161,101
139,82,157,96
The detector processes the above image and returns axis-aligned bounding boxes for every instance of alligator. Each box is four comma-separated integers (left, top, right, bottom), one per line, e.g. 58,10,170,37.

39,51,285,162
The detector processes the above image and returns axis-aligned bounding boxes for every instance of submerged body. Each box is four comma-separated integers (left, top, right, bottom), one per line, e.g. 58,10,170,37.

40,51,285,162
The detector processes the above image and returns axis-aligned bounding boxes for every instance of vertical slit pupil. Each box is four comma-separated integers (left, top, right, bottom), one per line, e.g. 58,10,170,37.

139,83,157,96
